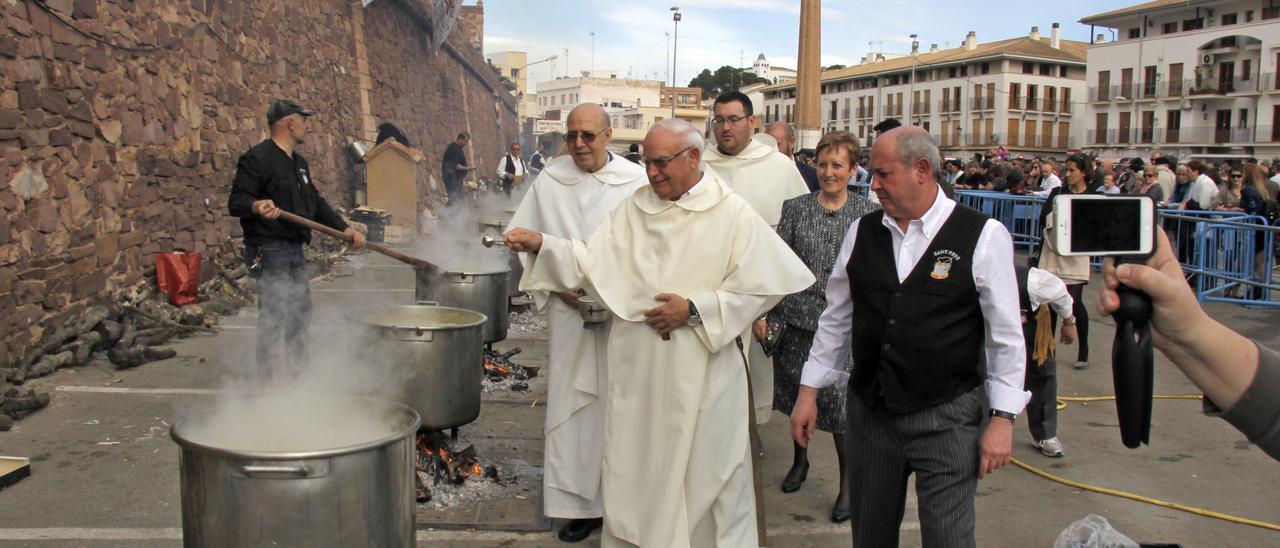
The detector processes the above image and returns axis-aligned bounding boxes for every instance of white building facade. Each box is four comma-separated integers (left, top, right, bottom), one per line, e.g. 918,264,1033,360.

747,53,797,84
534,76,663,120
760,27,1089,157
1082,0,1280,160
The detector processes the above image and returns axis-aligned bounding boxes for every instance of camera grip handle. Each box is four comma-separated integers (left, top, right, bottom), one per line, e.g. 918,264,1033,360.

1111,285,1154,449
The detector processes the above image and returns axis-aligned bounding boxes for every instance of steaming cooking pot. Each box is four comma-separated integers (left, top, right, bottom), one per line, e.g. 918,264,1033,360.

171,398,419,548
577,296,610,326
345,305,486,430
414,266,510,343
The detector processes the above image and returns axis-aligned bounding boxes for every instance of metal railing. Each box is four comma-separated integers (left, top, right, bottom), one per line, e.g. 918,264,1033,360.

1089,73,1278,101
955,191,1280,308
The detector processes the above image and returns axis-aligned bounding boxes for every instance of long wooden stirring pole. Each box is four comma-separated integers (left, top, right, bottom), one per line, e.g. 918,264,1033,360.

275,210,439,272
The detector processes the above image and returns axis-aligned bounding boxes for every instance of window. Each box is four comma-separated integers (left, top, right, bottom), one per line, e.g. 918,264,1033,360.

1022,62,1034,74
1182,18,1203,31
1039,63,1052,76
1045,86,1057,112
1009,83,1022,109
1128,27,1141,39
1240,108,1249,128
980,62,990,75
949,66,958,78
1243,59,1252,81
1027,84,1039,110
1143,65,1157,97
1061,87,1072,113
960,65,968,77
1167,110,1182,142
1095,112,1109,143
1246,10,1255,22
1118,111,1132,144
1162,21,1178,34
1221,12,1238,25
1265,6,1280,20
1060,65,1068,78
1169,63,1184,95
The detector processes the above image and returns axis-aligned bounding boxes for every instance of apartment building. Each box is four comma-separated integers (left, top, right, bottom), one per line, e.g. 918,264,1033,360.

760,26,1089,156
1082,0,1280,159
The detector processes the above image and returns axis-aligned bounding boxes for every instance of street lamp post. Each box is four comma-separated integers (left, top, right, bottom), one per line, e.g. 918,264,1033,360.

671,6,681,118
908,34,918,122
590,32,596,75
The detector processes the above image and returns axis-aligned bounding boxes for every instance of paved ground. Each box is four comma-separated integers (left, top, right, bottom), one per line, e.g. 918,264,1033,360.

0,248,1277,547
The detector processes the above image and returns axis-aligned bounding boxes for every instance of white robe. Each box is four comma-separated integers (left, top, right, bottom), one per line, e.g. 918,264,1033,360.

520,172,814,547
703,139,810,423
508,154,647,518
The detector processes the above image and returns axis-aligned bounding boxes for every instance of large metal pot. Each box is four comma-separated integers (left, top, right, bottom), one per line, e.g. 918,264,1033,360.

345,305,487,430
171,399,420,548
415,267,510,343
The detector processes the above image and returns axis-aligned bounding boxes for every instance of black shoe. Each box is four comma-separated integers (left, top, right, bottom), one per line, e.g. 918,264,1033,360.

780,461,809,493
557,518,603,543
830,497,850,523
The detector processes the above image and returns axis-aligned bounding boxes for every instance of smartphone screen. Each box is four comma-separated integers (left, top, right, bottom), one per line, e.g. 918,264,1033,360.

1069,199,1143,253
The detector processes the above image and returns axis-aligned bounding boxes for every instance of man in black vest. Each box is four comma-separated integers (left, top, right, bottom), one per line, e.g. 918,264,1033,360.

790,126,1029,547
496,142,526,198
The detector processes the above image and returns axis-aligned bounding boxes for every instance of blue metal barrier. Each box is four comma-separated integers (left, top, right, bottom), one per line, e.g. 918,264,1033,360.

954,191,1046,252
956,191,1280,308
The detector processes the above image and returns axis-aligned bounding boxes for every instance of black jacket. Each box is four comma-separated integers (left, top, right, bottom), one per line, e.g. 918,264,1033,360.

228,139,348,246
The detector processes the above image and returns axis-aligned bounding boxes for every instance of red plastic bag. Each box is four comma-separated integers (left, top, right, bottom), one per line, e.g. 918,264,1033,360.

156,251,201,306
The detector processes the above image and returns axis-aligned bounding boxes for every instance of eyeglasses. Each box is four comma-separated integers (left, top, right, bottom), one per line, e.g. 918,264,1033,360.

1231,173,1243,179
1145,173,1158,178
712,115,748,126
641,146,693,168
563,131,600,144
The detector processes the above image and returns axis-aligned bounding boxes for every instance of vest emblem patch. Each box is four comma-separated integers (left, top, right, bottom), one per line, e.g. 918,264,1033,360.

930,249,960,280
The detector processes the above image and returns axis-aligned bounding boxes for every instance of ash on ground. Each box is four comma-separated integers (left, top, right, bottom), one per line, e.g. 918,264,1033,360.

416,428,541,511
507,308,547,337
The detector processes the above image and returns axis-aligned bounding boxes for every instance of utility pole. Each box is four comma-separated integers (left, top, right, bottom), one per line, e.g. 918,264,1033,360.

671,6,682,118
665,32,671,86
908,34,918,121
564,48,569,77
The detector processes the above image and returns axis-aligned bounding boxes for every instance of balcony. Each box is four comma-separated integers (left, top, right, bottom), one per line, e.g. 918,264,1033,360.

856,107,873,119
883,105,904,117
911,102,931,115
970,97,995,111
1088,73,1275,102
937,99,962,114
1086,126,1279,145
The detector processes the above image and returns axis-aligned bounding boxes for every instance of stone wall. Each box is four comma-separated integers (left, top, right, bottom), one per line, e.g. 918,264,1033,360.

0,0,516,367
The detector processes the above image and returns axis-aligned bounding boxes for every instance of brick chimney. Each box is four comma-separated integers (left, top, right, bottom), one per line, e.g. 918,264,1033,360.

1029,26,1040,41
964,31,977,51
1051,22,1061,49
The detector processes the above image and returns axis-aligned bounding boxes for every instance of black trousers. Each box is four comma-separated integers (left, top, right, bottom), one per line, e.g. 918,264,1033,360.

1024,355,1058,441
845,387,985,548
246,241,311,380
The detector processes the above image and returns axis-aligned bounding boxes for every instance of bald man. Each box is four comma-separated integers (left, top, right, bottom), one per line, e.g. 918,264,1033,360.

508,103,648,543
766,121,819,192
793,126,1027,547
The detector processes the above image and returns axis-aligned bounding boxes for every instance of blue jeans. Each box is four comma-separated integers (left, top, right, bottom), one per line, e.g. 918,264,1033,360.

245,241,311,379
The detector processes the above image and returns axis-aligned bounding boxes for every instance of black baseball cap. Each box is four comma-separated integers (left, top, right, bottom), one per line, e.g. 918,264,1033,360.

267,99,315,125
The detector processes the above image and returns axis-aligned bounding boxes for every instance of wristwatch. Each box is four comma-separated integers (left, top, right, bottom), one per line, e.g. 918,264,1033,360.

685,299,702,327
1062,316,1077,326
990,409,1017,421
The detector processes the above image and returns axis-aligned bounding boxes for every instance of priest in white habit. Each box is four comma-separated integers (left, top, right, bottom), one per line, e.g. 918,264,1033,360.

508,103,648,543
702,91,811,425
505,119,814,547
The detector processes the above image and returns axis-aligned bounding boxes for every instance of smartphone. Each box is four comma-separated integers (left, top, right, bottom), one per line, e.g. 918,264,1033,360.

1053,195,1156,256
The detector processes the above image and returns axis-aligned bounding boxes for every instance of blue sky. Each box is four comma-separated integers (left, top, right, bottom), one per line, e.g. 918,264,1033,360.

483,0,1140,88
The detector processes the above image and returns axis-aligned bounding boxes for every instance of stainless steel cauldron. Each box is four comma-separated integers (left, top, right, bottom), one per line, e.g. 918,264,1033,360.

345,305,487,430
414,267,510,343
171,399,419,548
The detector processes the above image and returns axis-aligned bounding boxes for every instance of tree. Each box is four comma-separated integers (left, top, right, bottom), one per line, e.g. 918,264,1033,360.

687,66,769,99
824,64,847,71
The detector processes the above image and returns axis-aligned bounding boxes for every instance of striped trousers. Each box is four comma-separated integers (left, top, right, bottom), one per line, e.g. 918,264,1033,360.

845,386,985,548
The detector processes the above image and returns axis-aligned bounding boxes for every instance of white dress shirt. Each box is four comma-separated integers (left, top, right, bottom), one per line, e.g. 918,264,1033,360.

799,188,1031,415
1026,267,1074,319
496,153,526,178
1032,173,1062,196
1190,174,1220,208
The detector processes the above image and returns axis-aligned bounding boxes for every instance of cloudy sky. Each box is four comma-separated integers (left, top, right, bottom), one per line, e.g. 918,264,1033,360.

483,0,1138,88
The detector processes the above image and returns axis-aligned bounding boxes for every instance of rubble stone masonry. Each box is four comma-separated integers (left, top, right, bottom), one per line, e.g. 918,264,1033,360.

0,0,516,366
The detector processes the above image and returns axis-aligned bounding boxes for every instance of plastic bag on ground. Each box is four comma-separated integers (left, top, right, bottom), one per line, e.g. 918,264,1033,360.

1054,515,1140,548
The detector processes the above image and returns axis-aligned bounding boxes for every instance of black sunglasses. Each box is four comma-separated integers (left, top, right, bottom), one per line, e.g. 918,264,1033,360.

564,131,600,144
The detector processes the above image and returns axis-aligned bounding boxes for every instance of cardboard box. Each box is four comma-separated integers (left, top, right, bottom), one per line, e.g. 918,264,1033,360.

0,456,31,491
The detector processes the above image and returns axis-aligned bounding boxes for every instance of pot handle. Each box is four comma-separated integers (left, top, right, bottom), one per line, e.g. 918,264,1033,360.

239,464,313,479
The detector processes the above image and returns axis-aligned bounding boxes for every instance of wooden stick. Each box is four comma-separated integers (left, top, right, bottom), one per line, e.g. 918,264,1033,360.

275,210,439,272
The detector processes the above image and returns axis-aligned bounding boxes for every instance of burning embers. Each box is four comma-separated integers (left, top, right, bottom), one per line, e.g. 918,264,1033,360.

414,431,496,502
483,348,536,392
